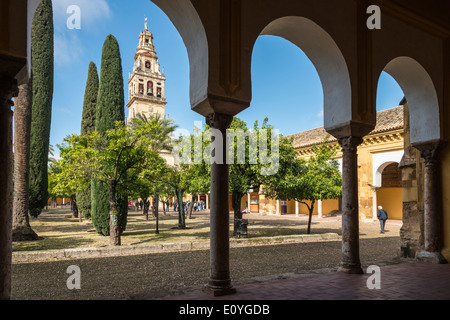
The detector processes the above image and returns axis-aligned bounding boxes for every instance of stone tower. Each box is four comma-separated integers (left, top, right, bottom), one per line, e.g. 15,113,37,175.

127,18,166,122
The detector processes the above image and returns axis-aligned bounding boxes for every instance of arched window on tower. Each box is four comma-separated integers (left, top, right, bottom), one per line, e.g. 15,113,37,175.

147,81,153,96
139,83,144,94
157,87,162,98
145,60,151,70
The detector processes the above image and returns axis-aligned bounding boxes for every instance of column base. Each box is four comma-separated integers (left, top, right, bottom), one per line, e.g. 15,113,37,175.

203,277,236,296
338,262,364,274
203,283,237,297
415,251,448,264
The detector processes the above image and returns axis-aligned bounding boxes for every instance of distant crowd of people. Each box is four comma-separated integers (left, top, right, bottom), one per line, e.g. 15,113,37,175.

131,199,207,213
174,200,206,212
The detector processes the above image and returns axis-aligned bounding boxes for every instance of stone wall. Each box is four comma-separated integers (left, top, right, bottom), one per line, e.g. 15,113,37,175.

399,104,425,258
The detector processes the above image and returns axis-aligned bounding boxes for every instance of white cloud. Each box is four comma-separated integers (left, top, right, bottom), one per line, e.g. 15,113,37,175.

53,0,112,32
52,0,111,66
316,110,324,118
54,32,84,66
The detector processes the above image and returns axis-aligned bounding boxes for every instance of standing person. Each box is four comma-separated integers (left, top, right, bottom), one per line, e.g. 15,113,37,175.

377,206,388,234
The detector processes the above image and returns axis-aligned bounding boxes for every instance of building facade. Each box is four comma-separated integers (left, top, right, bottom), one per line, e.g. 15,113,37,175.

247,105,404,222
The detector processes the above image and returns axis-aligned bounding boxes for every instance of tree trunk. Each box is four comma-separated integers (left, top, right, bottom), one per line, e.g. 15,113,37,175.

176,189,185,229
143,201,149,220
187,194,195,219
12,80,38,241
151,194,157,217
232,191,245,236
139,193,150,220
71,195,81,222
307,200,315,234
299,200,315,234
108,181,120,246
142,198,149,220
162,201,166,216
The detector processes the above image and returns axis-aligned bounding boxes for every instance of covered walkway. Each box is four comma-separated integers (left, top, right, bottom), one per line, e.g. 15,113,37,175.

161,262,450,300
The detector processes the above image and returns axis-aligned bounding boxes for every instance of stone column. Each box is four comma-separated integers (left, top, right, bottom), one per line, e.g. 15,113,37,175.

203,113,236,296
318,199,323,219
415,142,447,264
295,201,299,217
338,136,364,274
0,77,17,300
371,186,379,222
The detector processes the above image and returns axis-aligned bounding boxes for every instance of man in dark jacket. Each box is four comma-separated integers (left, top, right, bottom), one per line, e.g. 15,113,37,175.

377,206,388,233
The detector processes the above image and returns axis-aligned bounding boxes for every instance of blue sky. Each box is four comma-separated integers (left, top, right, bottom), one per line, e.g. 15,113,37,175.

51,0,404,153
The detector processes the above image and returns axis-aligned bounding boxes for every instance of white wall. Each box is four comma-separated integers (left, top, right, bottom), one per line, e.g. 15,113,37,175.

372,150,404,187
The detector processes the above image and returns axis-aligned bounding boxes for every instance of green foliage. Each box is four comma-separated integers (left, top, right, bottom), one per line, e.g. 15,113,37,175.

78,61,99,218
29,0,54,217
91,180,110,234
263,135,342,233
95,35,125,134
47,160,62,201
91,34,126,235
59,118,170,240
227,117,278,220
127,114,178,219
81,61,99,135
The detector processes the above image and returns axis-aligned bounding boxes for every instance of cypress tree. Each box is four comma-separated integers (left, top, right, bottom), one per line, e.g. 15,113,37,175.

81,62,99,136
29,0,54,218
91,35,128,235
77,62,99,219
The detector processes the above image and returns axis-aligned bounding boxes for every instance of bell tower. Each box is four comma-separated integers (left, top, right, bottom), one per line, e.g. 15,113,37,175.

127,18,166,122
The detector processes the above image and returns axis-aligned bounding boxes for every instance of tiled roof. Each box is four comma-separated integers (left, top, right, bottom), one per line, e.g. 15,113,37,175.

287,105,404,149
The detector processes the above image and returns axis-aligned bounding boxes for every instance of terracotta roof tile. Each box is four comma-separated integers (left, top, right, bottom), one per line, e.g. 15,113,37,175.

287,105,404,149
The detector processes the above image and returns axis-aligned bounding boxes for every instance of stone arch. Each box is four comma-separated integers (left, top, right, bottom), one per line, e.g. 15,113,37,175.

257,16,352,133
382,57,441,145
150,0,208,109
375,161,403,221
373,152,403,188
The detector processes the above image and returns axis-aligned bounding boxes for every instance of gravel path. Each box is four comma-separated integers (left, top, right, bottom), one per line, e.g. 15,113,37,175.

11,215,405,300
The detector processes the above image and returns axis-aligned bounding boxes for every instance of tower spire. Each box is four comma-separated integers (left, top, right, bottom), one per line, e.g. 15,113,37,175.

128,21,167,123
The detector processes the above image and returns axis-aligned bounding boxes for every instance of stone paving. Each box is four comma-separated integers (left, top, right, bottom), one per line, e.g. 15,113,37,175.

160,261,450,300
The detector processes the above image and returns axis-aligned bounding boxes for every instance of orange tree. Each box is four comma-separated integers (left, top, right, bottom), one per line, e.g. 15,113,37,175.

262,136,342,234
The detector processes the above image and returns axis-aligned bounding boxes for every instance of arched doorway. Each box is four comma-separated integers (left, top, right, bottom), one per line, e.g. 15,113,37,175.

376,162,403,220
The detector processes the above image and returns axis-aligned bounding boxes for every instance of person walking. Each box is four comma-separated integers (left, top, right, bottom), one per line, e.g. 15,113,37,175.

377,206,388,234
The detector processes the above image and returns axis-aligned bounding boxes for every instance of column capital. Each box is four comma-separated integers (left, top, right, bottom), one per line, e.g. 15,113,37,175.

337,136,363,153
421,148,438,167
0,77,18,108
206,112,233,130
414,140,443,167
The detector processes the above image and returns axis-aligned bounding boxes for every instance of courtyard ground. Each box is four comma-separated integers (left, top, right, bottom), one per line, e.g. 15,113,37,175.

10,207,409,300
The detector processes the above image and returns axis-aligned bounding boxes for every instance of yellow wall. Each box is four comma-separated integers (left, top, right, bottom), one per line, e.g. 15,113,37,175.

260,198,339,216
376,187,403,220
296,200,317,215
48,198,72,205
323,199,340,215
